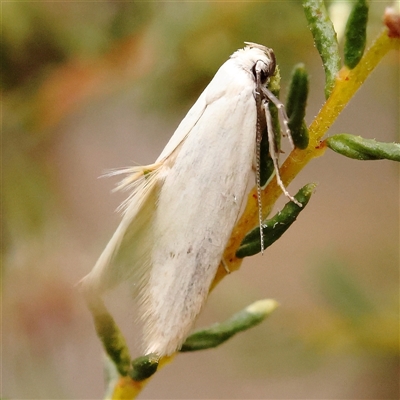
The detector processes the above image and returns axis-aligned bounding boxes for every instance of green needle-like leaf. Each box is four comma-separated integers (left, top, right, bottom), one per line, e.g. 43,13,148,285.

180,299,279,352
286,63,310,149
260,67,282,186
344,0,369,69
91,305,131,376
303,0,341,98
236,183,315,258
269,67,282,152
326,134,400,161
82,293,131,377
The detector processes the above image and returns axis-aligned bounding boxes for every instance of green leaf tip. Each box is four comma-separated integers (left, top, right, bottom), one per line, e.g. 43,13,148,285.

180,299,279,352
286,64,310,149
344,0,369,69
326,134,400,161
236,183,316,258
130,353,159,381
245,299,280,316
303,0,341,98
269,64,282,94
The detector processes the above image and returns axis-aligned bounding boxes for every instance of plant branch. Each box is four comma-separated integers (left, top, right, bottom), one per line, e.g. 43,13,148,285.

216,28,399,287
104,24,399,400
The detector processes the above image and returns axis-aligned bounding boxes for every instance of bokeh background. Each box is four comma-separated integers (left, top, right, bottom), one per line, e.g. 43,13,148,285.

2,1,399,399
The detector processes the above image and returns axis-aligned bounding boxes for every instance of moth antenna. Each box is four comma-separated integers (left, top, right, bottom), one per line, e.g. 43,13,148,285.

264,101,302,207
261,86,295,149
255,118,265,254
255,65,266,254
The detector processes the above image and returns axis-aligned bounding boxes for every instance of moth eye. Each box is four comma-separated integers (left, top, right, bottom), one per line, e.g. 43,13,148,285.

251,61,271,84
259,67,268,83
251,61,269,83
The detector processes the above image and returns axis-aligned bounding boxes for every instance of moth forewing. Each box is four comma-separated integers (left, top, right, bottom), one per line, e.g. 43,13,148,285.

156,90,208,162
143,86,258,356
81,43,285,358
140,46,283,356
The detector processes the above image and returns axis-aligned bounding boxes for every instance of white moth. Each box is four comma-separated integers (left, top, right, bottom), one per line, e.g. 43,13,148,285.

81,42,296,357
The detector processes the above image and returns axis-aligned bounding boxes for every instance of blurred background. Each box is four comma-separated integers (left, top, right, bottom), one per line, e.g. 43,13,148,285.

2,1,398,399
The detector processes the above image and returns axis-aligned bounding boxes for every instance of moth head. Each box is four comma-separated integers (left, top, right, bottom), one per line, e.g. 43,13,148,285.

243,43,276,84
252,58,276,85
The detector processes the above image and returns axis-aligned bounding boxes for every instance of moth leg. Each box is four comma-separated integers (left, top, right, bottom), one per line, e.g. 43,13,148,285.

261,86,295,149
264,100,302,207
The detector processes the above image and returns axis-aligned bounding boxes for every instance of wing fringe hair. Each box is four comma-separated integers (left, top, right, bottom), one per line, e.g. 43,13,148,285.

80,164,162,298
